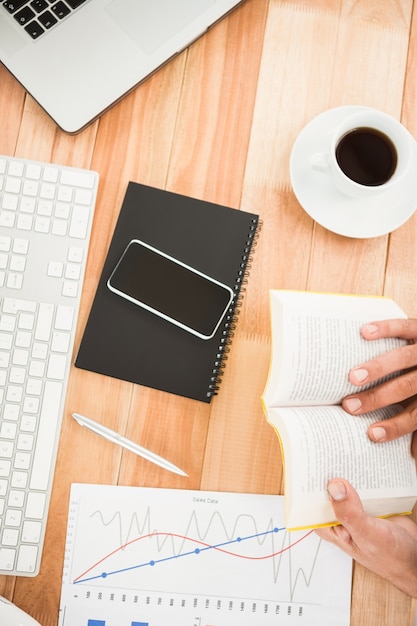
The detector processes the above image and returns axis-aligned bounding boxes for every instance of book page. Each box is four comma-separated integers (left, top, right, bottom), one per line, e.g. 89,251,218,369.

263,291,407,407
267,404,417,528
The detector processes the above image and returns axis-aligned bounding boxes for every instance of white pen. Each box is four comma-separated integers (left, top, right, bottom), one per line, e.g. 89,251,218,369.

72,413,188,477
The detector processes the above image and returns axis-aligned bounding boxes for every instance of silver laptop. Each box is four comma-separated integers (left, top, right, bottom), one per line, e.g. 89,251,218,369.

0,0,244,134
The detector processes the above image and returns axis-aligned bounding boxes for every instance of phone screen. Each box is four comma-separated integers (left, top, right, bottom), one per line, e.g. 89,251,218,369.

107,240,234,339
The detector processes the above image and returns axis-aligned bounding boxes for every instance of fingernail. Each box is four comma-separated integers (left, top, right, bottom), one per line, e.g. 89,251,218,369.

370,426,386,442
351,368,368,383
344,397,362,413
327,481,347,502
364,323,378,334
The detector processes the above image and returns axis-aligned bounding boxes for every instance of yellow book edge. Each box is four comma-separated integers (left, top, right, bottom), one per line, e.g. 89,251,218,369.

261,289,411,531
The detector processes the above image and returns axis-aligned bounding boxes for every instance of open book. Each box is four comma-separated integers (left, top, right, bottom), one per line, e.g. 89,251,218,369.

262,290,417,531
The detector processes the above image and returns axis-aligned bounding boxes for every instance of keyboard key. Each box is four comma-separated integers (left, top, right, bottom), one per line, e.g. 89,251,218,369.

0,236,11,251
12,238,29,254
38,10,56,29
0,423,18,439
0,441,14,458
25,164,41,180
16,330,32,347
0,548,16,571
0,155,97,576
62,281,78,298
68,246,83,263
69,205,89,239
46,353,67,379
0,315,16,332
5,177,22,194
3,298,36,314
14,6,35,25
29,381,62,491
17,433,34,451
25,492,46,519
30,0,48,11
14,453,31,470
74,188,93,206
17,214,33,230
6,273,23,289
3,0,28,13
34,303,54,341
2,195,18,211
11,471,28,488
0,352,11,368
60,168,96,188
24,20,45,39
66,0,87,7
5,509,22,527
0,210,16,227
43,166,59,183
8,161,24,177
6,385,23,402
25,379,42,395
23,396,40,415
2,528,19,547
8,489,25,507
22,520,41,543
22,179,39,197
4,0,88,39
10,255,26,272
12,347,29,364
34,216,50,233
55,305,74,330
0,461,11,477
51,1,70,19
16,544,38,573
65,262,81,280
39,182,56,200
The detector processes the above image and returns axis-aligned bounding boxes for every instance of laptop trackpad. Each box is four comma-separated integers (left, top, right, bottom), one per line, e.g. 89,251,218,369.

106,0,217,55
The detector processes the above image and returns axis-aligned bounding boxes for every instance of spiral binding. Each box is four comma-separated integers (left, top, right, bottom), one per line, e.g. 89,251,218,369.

207,217,262,398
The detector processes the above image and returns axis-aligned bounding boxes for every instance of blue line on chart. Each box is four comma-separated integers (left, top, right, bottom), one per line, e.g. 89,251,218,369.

74,527,284,584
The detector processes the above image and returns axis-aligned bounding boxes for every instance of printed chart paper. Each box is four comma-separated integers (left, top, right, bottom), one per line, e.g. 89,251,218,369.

58,484,352,626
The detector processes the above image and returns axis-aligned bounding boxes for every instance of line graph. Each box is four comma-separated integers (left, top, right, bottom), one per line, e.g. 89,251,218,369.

73,525,314,584
58,485,352,626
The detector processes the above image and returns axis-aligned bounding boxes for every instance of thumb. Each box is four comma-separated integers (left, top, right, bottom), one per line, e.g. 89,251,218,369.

326,479,369,536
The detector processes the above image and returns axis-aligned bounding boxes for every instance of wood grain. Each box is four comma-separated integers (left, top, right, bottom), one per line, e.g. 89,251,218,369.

0,0,416,624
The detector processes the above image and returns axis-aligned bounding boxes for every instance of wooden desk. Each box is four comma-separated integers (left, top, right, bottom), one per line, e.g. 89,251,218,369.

1,0,417,624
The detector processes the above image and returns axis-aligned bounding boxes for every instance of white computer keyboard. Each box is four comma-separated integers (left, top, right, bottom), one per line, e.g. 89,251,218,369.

0,155,98,576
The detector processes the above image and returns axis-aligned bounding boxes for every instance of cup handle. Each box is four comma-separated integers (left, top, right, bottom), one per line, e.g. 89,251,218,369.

310,152,330,172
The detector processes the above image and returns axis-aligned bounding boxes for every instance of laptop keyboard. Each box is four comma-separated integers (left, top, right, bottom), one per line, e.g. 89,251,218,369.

0,155,98,575
2,0,87,39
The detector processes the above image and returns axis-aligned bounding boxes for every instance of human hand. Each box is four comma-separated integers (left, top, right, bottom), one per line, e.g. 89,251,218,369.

341,318,417,456
316,479,417,597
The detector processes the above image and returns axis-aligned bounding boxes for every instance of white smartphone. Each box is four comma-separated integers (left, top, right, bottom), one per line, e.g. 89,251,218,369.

107,239,235,340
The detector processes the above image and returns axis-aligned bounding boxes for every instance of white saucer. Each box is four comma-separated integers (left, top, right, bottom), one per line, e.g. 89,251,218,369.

290,106,417,238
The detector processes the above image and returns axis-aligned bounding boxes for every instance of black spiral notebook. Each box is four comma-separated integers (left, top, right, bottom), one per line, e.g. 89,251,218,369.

75,182,260,402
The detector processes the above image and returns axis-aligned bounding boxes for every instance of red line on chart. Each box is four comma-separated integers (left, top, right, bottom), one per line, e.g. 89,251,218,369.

73,528,314,584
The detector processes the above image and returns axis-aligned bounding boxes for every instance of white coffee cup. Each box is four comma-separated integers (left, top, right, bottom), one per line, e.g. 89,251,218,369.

310,108,415,199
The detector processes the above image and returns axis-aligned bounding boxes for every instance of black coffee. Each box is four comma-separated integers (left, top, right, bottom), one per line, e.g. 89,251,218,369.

335,127,397,186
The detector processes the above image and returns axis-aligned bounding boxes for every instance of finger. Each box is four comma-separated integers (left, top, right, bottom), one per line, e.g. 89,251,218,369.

367,402,417,442
316,524,353,547
360,318,417,341
348,343,417,387
322,479,377,550
343,370,417,414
